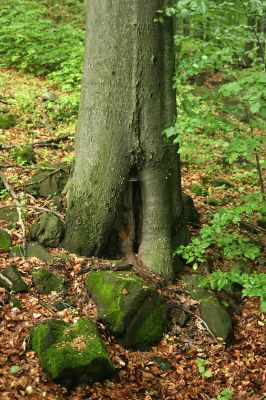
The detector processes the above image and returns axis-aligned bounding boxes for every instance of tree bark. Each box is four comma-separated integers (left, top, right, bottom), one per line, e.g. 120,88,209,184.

64,0,187,281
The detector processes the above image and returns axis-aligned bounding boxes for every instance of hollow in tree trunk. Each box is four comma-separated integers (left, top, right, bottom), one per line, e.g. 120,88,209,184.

63,0,188,281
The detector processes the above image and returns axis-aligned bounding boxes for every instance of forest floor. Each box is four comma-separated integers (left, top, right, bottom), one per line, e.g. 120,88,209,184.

0,68,265,400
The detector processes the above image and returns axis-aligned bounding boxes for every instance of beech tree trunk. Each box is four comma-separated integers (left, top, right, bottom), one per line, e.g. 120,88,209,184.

64,0,187,281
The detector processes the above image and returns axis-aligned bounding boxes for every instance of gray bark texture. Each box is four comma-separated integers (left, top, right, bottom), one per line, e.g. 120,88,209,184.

64,0,187,281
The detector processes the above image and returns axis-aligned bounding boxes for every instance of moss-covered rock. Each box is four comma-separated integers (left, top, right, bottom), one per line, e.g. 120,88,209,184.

182,193,200,226
0,207,19,222
11,243,54,262
86,271,167,349
28,318,116,387
181,274,232,340
190,183,208,196
0,113,17,129
0,265,28,292
230,260,252,274
25,164,69,198
182,274,211,301
31,267,67,295
11,145,36,165
199,297,232,340
204,197,221,206
29,213,64,248
172,308,189,327
26,243,54,262
0,228,12,251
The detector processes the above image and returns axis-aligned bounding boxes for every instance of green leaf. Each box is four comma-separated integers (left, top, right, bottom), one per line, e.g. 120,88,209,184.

9,365,21,375
203,370,213,378
250,102,261,114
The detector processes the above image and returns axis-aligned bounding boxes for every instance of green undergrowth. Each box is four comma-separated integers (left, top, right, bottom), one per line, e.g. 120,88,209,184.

201,269,266,312
0,0,85,124
160,0,266,311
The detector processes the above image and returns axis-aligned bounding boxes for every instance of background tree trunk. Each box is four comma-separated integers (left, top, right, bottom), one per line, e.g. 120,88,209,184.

64,0,187,280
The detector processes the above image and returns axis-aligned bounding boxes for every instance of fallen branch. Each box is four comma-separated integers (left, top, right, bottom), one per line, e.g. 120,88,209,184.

0,204,64,220
180,306,219,343
0,172,26,244
0,134,73,150
0,272,12,287
20,168,62,189
77,263,133,275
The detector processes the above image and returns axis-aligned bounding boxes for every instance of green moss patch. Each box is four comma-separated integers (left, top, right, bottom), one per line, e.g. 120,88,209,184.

31,267,67,295
0,207,19,222
28,318,115,387
0,228,12,251
11,145,36,165
0,113,17,129
190,183,208,196
86,271,167,349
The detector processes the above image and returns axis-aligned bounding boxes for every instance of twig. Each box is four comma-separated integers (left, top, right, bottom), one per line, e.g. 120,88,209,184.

0,204,64,220
0,134,73,150
0,272,12,287
180,306,219,342
0,172,26,244
38,300,56,316
0,165,59,170
19,168,62,189
30,206,64,220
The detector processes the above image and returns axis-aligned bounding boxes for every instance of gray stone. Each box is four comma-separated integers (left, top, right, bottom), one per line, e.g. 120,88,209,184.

151,357,172,371
181,274,232,341
31,267,67,295
182,274,211,301
28,318,116,388
182,193,200,226
172,308,189,327
11,243,54,263
42,92,58,102
29,213,64,248
86,271,167,349
199,297,232,340
0,265,28,292
25,164,69,198
53,298,72,311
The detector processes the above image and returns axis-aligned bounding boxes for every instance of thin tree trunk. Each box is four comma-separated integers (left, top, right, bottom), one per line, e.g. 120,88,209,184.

64,0,187,280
